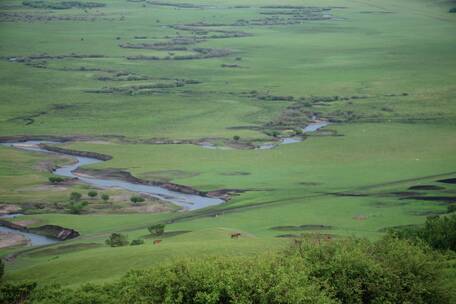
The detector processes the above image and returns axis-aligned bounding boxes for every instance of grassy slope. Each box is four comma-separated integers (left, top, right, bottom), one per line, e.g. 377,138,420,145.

0,0,455,286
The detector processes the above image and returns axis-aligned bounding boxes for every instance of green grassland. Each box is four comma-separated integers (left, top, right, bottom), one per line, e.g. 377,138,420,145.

0,0,455,287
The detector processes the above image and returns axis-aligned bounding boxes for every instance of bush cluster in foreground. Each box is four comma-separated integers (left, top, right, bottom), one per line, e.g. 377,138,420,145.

1,235,454,304
389,214,456,251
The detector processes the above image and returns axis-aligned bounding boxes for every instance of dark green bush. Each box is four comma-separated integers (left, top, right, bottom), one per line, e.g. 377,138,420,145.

68,201,88,214
0,281,37,304
88,190,98,198
130,196,145,204
147,224,165,236
390,215,456,251
448,203,456,213
420,215,456,251
69,192,81,202
130,239,144,246
48,176,64,184
101,194,110,202
28,284,118,304
289,236,451,304
449,7,456,13
105,233,129,247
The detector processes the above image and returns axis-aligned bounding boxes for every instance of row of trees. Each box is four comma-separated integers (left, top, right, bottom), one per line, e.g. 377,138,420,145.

69,191,109,202
49,175,151,214
67,191,148,214
67,191,109,214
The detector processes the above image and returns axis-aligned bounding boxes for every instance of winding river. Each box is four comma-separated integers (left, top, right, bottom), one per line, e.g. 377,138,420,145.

0,214,58,246
0,122,329,246
1,141,224,210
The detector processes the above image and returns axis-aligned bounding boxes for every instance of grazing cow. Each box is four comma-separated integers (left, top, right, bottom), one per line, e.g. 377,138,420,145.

230,233,241,239
153,239,162,245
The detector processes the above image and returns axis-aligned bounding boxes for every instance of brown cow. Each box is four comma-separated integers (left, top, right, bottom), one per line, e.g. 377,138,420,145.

230,233,241,239
153,239,162,245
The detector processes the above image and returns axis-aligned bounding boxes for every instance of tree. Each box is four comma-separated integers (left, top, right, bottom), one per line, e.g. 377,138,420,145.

68,201,88,215
105,233,129,247
130,196,145,204
148,224,165,236
70,192,82,202
101,194,110,202
88,191,98,199
49,176,64,184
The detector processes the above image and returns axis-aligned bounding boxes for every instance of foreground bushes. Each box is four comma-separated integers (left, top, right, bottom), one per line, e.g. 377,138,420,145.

1,236,453,304
390,214,456,251
290,236,451,304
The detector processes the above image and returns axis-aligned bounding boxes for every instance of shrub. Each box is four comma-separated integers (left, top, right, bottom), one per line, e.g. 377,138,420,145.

48,176,64,184
101,194,110,202
116,256,334,304
265,130,281,137
28,283,118,304
289,236,451,304
130,196,145,204
69,192,82,202
233,135,240,141
130,239,144,246
449,7,456,13
147,224,165,236
105,233,129,247
420,215,456,251
68,201,88,214
88,191,98,198
7,236,455,304
390,215,456,251
448,203,456,213
0,281,37,304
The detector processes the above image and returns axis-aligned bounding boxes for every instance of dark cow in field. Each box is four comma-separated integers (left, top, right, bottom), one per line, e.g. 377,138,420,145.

230,233,241,239
153,239,162,245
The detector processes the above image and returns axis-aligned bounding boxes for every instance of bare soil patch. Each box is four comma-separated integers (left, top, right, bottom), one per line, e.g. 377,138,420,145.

12,220,39,227
353,215,368,221
0,204,21,215
122,203,170,213
0,232,29,249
